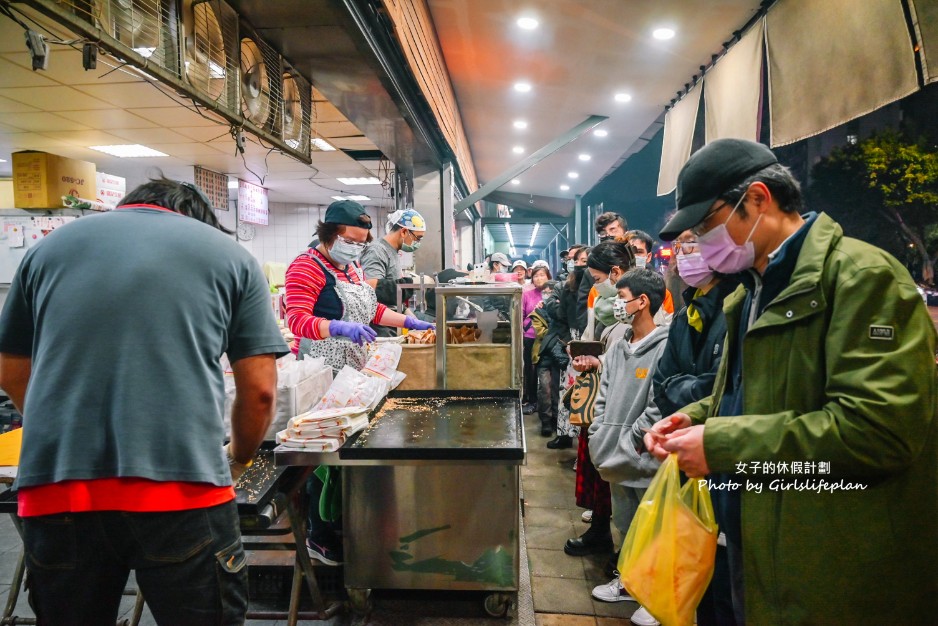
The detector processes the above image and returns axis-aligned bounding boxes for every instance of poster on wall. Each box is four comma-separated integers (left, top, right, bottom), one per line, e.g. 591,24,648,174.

194,166,230,211
238,180,268,225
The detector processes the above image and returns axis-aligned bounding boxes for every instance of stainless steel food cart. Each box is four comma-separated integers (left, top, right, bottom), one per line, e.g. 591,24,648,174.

275,389,525,617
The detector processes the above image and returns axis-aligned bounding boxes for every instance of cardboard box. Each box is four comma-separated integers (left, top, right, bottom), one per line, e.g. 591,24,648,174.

12,151,97,209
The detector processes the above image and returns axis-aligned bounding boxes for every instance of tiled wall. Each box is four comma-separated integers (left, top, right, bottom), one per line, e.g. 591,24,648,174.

230,203,389,267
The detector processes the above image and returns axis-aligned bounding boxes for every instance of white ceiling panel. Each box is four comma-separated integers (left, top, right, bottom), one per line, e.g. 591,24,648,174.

39,130,133,147
0,86,113,111
0,56,61,89
55,109,161,130
148,143,230,158
1,112,93,132
2,50,146,86
107,127,198,145
127,107,225,128
171,126,235,142
0,96,38,114
72,82,189,110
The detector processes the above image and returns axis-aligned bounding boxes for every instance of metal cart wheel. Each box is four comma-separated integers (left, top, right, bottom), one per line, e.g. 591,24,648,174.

347,587,373,616
483,592,512,618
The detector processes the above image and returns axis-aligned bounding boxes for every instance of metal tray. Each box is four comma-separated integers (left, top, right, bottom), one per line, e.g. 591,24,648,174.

340,390,523,462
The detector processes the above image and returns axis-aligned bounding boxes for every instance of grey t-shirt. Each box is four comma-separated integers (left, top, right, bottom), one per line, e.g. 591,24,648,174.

0,207,289,489
360,238,401,285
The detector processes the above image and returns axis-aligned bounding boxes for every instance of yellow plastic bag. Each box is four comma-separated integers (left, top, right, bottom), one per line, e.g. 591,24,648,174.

618,454,718,626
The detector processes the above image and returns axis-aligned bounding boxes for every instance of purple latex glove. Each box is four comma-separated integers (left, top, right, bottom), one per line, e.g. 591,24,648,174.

404,316,436,331
328,319,377,345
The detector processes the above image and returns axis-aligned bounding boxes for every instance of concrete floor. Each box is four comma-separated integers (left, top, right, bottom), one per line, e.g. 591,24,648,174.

0,409,642,625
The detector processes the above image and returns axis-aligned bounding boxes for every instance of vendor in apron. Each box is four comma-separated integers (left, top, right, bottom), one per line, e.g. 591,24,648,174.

284,199,434,566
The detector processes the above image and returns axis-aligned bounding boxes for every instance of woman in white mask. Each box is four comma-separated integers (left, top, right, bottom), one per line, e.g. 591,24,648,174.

586,241,635,332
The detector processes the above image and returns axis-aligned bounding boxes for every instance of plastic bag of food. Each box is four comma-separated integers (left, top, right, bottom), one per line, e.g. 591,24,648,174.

361,341,403,380
618,453,718,626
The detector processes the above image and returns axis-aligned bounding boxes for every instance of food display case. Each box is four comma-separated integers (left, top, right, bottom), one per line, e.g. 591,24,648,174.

275,389,525,616
434,283,523,390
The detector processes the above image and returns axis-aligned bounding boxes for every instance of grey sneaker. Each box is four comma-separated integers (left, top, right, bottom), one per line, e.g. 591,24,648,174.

591,576,635,602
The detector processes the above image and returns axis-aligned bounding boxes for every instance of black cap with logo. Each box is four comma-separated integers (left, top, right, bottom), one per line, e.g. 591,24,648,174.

658,138,778,241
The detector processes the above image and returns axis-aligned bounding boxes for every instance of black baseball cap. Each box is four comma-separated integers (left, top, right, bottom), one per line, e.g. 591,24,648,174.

324,200,372,229
658,139,778,241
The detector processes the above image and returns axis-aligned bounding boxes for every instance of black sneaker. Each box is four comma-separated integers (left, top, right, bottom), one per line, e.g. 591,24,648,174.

564,529,614,556
306,537,343,566
546,435,573,449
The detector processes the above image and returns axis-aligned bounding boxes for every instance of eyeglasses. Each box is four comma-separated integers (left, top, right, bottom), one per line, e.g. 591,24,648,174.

337,235,366,249
405,230,423,243
673,240,699,253
691,203,730,237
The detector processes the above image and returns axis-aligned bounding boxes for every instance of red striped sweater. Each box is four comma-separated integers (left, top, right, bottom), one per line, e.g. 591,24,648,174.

284,248,388,352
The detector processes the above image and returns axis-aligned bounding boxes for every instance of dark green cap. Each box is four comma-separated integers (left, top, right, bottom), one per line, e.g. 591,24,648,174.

324,200,372,229
659,139,777,241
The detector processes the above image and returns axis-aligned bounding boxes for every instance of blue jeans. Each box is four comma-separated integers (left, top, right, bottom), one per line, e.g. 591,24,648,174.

22,500,247,626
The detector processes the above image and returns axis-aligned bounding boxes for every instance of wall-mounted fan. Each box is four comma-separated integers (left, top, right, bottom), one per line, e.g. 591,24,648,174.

240,36,273,126
182,0,230,105
281,66,311,154
108,0,163,59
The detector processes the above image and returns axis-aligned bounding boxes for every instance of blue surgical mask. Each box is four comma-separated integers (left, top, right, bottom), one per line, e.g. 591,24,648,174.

401,230,421,253
330,236,365,265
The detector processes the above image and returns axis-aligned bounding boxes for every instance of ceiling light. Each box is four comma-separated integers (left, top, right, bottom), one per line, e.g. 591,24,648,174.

593,129,608,137
312,137,336,151
134,47,156,58
228,179,239,189
336,177,380,185
347,195,370,201
512,146,524,154
208,61,226,79
331,195,347,201
614,92,632,103
513,120,528,130
560,184,570,191
567,171,579,179
0,158,6,163
653,27,676,40
89,144,168,158
506,223,515,249
517,16,539,30
529,223,539,247
511,179,520,185
578,154,591,161
526,249,532,255
514,82,532,93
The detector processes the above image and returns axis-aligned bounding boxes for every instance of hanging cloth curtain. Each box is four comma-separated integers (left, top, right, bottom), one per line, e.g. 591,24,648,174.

766,0,918,147
909,0,938,84
656,84,701,196
705,19,765,143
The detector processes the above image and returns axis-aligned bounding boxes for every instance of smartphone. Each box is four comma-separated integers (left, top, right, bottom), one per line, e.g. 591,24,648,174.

568,340,603,358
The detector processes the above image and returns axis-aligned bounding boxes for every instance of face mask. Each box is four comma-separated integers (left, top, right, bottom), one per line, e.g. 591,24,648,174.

698,193,762,274
330,237,364,265
596,275,618,298
573,266,585,277
401,231,421,253
676,252,714,288
566,260,575,273
613,297,636,324
634,256,647,269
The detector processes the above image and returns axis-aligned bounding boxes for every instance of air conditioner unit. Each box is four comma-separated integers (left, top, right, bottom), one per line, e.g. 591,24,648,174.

281,63,311,157
181,0,238,115
239,24,281,134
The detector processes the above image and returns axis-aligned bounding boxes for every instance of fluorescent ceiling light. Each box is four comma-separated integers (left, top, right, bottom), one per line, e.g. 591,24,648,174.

312,137,336,151
615,92,632,103
560,184,570,191
506,223,515,248
134,47,156,58
336,177,380,185
578,154,591,161
0,158,6,163
514,82,532,93
653,27,676,40
89,144,168,158
331,195,347,201
227,179,239,189
567,171,579,179
208,61,226,79
517,16,539,30
512,146,524,154
511,179,520,185
513,120,528,130
526,249,532,255
594,129,608,137
529,223,539,247
347,195,370,201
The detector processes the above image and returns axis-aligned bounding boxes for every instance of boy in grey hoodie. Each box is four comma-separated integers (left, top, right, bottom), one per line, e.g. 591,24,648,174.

588,269,668,617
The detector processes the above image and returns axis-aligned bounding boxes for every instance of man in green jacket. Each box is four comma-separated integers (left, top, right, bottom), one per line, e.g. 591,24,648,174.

646,139,937,625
